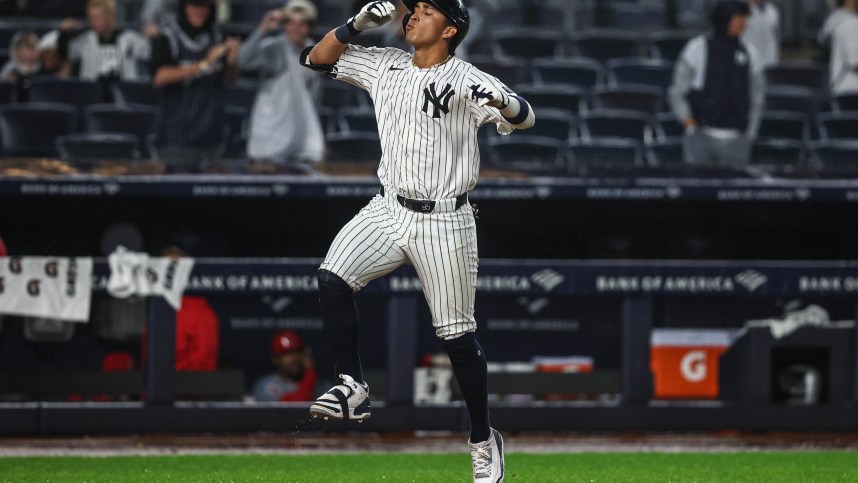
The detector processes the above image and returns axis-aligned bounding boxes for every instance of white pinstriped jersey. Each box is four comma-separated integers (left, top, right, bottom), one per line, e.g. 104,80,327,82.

331,44,516,200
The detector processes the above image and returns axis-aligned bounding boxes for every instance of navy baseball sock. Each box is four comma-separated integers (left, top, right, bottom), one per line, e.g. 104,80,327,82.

317,269,364,383
442,332,491,443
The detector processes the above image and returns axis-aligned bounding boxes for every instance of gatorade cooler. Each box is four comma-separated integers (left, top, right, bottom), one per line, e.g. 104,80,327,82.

650,329,736,399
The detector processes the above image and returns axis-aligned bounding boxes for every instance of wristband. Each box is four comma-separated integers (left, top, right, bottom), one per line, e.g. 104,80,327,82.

334,19,361,44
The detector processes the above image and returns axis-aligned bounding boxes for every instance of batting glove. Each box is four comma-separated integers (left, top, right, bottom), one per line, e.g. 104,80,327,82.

350,0,396,31
465,83,510,109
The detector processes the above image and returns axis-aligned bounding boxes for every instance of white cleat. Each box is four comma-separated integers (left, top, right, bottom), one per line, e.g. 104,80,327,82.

309,374,371,421
469,428,504,483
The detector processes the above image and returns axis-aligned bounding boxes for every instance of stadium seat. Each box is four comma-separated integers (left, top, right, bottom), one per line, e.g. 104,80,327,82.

468,55,531,87
591,84,664,115
487,5,566,29
114,80,163,107
23,317,75,343
765,86,824,119
522,108,575,141
816,113,858,141
567,30,641,63
56,133,140,162
606,58,674,92
652,112,684,141
750,139,805,171
325,132,382,163
29,78,102,113
765,61,828,90
493,29,562,61
568,138,642,172
317,106,335,134
578,109,650,143
0,102,77,157
486,135,567,174
84,104,159,155
338,107,378,135
223,105,249,159
531,59,605,90
831,93,858,114
0,81,15,104
757,111,808,142
513,83,585,116
646,31,697,61
645,140,685,168
809,140,858,171
320,77,369,111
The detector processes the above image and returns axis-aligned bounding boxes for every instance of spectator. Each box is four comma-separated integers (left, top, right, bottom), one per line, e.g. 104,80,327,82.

151,0,241,171
252,329,319,402
1,31,43,102
57,0,151,99
820,0,858,93
742,0,780,68
668,0,765,168
37,30,72,79
237,0,324,165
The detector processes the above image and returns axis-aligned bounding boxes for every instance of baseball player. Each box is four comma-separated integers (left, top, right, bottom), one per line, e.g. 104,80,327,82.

300,1,534,481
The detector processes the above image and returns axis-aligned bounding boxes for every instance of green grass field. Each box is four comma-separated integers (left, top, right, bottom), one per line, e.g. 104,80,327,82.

1,452,857,483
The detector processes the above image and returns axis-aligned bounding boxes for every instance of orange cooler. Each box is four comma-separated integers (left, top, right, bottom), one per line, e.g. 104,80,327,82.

650,329,736,399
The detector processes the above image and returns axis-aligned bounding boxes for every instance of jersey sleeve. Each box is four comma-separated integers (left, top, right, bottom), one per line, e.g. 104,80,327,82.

464,68,517,135
330,44,395,92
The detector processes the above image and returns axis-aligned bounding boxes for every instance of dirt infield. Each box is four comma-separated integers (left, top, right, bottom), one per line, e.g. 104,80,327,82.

1,432,857,457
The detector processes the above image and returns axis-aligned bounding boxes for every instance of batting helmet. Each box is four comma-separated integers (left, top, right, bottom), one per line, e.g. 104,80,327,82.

402,0,470,54
271,330,305,355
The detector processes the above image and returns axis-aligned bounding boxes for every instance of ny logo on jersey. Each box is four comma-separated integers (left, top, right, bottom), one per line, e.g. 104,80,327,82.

422,82,455,118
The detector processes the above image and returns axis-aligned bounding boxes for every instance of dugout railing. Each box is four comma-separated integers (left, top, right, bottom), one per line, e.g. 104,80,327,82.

2,258,858,434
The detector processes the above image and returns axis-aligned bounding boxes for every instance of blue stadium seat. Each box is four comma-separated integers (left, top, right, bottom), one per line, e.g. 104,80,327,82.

28,78,102,113
646,31,697,61
817,113,858,142
114,80,163,107
531,59,605,90
56,133,140,162
338,107,378,135
468,55,531,87
578,109,650,143
317,106,335,134
523,108,575,141
567,30,641,63
591,84,664,115
568,138,642,172
487,5,566,29
493,29,562,61
606,58,674,92
765,61,828,90
750,139,805,171
0,81,15,104
0,102,77,157
486,135,567,174
831,93,858,114
513,83,585,116
765,86,824,119
325,132,382,163
84,104,159,155
320,77,369,112
652,112,683,141
809,140,858,171
757,111,808,142
645,140,685,168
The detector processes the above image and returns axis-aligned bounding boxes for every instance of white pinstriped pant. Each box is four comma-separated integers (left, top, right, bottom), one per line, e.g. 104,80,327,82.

320,190,478,339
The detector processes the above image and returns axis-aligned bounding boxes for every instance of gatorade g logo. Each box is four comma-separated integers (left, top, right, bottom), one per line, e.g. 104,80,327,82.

9,257,22,274
146,267,159,284
45,261,59,278
680,350,707,382
27,279,41,297
422,82,454,118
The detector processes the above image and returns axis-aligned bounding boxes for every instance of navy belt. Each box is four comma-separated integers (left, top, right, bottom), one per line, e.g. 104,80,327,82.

380,187,467,213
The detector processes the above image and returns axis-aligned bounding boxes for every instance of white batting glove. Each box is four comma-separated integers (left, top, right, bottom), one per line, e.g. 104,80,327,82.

350,0,396,31
465,83,511,109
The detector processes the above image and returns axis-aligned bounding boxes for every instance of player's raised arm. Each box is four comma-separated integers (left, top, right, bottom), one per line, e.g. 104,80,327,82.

302,0,395,68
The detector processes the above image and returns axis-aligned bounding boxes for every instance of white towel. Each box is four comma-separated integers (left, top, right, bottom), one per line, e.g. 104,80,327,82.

106,246,194,309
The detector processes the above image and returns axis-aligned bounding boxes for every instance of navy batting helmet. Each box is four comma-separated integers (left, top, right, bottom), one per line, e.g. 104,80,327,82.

402,0,470,54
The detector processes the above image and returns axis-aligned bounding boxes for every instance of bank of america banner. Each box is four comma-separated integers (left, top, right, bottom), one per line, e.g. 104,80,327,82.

0,257,93,321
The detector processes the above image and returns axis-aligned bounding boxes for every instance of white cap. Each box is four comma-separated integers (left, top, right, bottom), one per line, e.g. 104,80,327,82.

283,0,318,22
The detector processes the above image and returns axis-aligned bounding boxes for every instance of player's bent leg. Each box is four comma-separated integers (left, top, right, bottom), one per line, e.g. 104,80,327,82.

469,427,505,483
309,373,371,421
318,269,365,383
